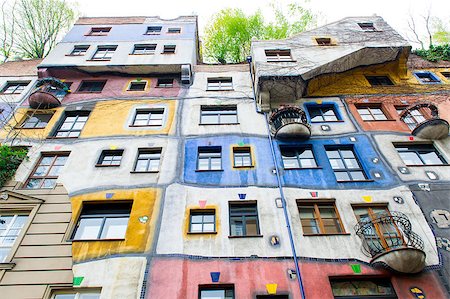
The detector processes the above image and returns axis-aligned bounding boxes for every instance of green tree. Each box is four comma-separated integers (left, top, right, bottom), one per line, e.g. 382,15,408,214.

203,2,316,63
432,18,450,45
0,145,27,187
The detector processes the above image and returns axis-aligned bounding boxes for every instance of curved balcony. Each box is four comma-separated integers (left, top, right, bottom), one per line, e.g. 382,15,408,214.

28,78,70,109
355,211,426,273
269,106,311,139
399,103,449,140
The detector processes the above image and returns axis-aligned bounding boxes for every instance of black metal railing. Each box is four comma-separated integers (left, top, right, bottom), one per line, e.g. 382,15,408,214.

355,211,424,258
269,106,310,135
399,102,440,131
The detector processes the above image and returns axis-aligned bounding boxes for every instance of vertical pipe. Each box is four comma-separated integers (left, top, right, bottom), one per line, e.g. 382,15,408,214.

246,56,306,299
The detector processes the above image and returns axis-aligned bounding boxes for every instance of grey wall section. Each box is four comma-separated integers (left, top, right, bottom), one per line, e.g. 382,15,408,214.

0,181,73,299
410,183,450,294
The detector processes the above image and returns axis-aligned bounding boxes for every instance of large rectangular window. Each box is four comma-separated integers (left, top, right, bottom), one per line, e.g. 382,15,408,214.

200,106,238,124
91,45,117,60
207,78,233,91
87,27,111,36
199,285,234,299
145,26,162,35
265,49,292,62
54,111,90,138
77,81,106,93
1,81,30,94
396,106,426,130
133,148,161,172
356,104,388,121
297,200,344,235
365,75,394,86
25,153,69,189
325,146,367,181
331,278,397,298
229,202,260,236
395,144,447,166
197,147,222,171
307,105,339,122
233,147,252,168
19,112,53,129
0,214,28,262
189,210,216,233
72,202,132,240
132,44,156,55
131,109,164,127
70,45,89,56
96,150,123,167
280,146,317,169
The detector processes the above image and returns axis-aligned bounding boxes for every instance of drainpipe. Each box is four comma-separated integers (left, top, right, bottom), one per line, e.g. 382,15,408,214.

246,56,306,299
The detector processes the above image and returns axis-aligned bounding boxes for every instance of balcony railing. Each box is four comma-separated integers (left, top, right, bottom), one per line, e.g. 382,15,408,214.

399,102,449,140
355,211,426,273
28,78,70,109
269,106,311,139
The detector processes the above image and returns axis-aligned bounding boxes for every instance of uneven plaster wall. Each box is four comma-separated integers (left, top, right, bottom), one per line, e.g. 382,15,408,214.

73,257,147,299
373,134,450,182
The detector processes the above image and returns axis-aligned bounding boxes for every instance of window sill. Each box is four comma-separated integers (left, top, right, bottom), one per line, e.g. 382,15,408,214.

144,33,161,35
284,167,322,170
195,169,224,172
65,54,86,57
130,171,159,174
75,91,103,94
233,165,254,169
126,89,147,92
187,231,218,235
405,164,449,167
161,52,176,55
129,53,155,56
206,89,235,92
155,86,174,88
0,262,16,270
86,59,112,62
228,235,263,239
71,238,125,242
311,120,344,123
266,60,297,63
361,119,397,122
95,164,121,167
46,136,79,139
303,233,351,237
199,123,240,126
336,179,375,183
15,127,47,130
128,125,163,128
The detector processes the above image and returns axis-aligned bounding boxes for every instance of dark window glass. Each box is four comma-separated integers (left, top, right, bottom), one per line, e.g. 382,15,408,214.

189,210,215,233
207,78,233,91
316,37,331,45
91,46,117,60
200,106,237,124
156,78,174,88
229,202,259,236
233,147,252,167
20,113,52,128
131,109,164,126
146,26,162,35
88,27,111,36
97,150,123,167
72,202,132,240
133,44,156,55
128,81,147,91
197,147,222,171
358,22,377,31
297,201,344,234
331,278,397,298
25,153,69,189
325,146,367,181
356,105,388,121
54,111,89,138
199,285,235,299
307,105,339,122
70,45,89,56
365,76,394,86
77,81,106,92
1,81,29,94
162,45,176,54
395,144,447,166
281,146,317,169
442,72,450,79
415,72,441,83
133,148,161,172
167,28,181,33
264,49,292,62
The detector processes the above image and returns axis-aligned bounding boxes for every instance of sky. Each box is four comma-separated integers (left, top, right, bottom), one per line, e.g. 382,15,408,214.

71,0,449,47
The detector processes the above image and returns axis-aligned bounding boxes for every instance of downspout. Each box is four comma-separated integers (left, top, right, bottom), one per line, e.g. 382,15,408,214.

246,56,306,299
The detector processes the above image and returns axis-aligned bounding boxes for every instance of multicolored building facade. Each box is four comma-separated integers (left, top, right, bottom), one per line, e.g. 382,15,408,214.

0,15,449,299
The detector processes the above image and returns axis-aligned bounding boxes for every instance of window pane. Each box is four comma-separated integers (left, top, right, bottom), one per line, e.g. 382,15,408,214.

230,218,244,236
350,171,366,180
420,151,444,165
54,295,76,299
335,172,350,181
398,152,422,165
100,217,129,239
74,218,102,240
245,216,258,235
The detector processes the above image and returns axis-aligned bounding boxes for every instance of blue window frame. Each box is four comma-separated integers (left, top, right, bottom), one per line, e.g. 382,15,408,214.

413,71,441,84
305,103,342,123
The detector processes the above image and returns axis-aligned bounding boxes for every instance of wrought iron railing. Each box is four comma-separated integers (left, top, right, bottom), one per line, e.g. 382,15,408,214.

32,77,70,101
399,102,441,131
269,106,310,136
355,211,424,258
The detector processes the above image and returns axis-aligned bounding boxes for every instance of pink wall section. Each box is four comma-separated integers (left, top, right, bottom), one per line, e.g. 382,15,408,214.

147,258,447,299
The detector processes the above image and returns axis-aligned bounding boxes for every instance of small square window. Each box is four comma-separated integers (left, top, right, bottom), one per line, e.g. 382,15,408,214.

395,143,447,166
77,81,106,93
280,146,317,169
156,78,174,88
1,81,30,94
229,202,260,236
132,44,156,55
233,147,252,168
199,285,235,299
365,75,394,86
162,45,176,54
358,22,377,31
133,148,161,172
91,46,117,60
20,112,52,128
264,49,292,62
146,26,162,35
315,37,332,46
200,105,238,124
189,210,216,233
72,202,131,240
297,200,345,235
131,109,164,127
207,78,233,91
25,153,69,189
69,45,89,56
306,104,340,122
167,27,181,34
414,71,441,84
356,104,388,121
88,27,111,36
97,150,123,167
128,81,147,91
197,147,222,171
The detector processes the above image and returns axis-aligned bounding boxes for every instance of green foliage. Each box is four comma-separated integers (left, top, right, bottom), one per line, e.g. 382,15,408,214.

203,2,316,63
413,44,450,62
0,145,28,187
432,18,450,45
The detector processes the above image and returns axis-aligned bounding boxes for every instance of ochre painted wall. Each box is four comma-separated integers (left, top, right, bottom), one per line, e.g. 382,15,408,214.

70,188,161,263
